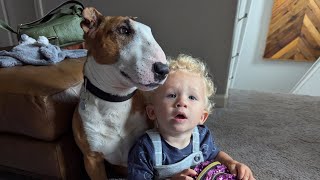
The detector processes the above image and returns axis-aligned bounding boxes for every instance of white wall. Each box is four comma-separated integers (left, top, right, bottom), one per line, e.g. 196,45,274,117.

230,0,314,93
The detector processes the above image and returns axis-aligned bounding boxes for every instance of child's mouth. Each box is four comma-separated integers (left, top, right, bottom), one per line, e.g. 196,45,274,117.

175,114,186,119
174,113,187,123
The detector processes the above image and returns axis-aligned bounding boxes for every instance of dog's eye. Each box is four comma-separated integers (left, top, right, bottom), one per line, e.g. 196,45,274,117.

118,26,131,35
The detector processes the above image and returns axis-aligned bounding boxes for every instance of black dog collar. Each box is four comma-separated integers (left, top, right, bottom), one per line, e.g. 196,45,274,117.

84,77,136,102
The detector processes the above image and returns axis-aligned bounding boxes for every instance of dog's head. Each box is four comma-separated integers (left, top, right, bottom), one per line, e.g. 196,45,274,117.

81,7,168,91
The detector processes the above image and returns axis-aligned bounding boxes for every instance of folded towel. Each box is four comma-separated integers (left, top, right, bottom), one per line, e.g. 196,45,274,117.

0,34,87,67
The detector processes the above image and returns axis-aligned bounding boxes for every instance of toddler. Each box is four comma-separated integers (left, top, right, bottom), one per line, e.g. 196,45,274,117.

128,54,255,180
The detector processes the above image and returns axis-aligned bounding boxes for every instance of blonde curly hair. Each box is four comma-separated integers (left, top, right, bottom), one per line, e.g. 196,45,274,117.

144,54,216,113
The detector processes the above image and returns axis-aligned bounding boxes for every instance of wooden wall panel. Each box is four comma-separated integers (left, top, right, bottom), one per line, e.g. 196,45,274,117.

264,0,320,61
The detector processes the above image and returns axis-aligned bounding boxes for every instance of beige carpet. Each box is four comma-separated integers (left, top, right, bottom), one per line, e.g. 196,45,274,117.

206,89,320,180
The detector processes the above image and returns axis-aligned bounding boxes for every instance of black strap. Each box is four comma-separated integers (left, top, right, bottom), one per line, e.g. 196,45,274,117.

0,19,16,34
84,77,137,102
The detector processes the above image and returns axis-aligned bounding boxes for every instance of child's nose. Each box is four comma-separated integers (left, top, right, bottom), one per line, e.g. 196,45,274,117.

175,98,187,108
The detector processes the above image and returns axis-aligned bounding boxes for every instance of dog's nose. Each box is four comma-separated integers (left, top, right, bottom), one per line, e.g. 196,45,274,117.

153,62,169,81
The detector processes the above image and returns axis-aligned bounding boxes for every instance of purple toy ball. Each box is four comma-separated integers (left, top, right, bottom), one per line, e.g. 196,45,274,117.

193,161,236,180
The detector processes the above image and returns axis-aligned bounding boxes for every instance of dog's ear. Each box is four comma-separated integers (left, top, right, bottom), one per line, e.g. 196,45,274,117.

81,7,103,38
129,16,138,20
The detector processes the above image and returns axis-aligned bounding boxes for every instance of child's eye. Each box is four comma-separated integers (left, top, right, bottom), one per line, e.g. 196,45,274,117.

189,95,197,100
167,93,176,98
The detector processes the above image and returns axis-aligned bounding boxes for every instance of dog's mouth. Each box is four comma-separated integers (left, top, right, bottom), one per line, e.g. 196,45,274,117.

120,71,130,79
120,71,161,88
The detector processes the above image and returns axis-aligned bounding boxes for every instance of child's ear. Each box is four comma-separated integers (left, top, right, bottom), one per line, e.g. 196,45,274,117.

199,110,209,124
146,105,156,120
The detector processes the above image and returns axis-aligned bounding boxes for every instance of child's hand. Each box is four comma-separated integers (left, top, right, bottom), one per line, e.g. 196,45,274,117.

170,168,197,180
227,161,255,180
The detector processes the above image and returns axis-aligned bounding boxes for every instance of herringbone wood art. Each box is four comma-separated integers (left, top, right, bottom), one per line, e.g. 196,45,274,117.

264,0,320,61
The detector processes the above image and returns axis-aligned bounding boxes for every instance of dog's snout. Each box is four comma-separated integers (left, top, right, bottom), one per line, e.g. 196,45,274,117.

153,62,169,81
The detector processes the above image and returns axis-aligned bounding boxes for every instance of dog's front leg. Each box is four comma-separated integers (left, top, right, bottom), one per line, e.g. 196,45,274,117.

72,109,108,180
84,152,107,180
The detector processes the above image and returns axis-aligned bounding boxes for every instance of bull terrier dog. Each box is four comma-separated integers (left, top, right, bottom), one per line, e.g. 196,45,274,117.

72,7,168,180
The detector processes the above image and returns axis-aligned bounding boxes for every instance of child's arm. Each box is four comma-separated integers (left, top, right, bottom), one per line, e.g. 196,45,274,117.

127,137,155,180
214,151,255,180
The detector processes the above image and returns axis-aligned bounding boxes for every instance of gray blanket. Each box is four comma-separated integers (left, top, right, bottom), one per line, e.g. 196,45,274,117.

0,34,87,67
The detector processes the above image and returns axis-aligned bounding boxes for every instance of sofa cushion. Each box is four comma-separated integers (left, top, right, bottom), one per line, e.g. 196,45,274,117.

0,133,86,179
0,57,85,140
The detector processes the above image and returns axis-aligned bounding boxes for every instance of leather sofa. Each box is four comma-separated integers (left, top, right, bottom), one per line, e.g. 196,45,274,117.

0,48,88,179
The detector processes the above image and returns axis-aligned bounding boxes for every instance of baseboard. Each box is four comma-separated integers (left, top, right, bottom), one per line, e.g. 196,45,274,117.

290,57,320,96
214,93,228,108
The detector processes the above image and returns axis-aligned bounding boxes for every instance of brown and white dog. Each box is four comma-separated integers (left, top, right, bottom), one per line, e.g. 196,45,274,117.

72,7,168,180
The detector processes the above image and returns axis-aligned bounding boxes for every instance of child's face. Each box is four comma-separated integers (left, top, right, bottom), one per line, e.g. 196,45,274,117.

146,70,209,136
